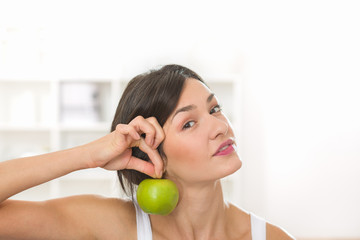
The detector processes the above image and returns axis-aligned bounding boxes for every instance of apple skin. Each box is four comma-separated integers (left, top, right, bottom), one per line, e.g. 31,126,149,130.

136,179,179,216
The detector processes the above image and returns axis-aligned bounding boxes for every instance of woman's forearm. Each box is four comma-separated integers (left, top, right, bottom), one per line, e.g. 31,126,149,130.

0,146,90,203
0,118,164,203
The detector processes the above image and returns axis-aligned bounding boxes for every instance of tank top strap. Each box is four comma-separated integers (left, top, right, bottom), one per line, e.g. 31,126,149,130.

250,212,266,240
134,200,153,240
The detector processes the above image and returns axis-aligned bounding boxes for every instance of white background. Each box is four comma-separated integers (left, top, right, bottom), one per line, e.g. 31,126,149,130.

1,0,360,239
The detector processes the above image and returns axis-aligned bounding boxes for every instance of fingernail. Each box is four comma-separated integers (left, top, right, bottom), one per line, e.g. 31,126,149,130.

157,170,162,178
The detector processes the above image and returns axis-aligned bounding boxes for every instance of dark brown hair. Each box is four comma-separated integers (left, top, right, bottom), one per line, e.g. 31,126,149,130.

111,64,204,197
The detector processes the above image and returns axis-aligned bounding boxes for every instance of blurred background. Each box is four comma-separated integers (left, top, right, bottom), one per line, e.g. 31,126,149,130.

0,0,359,239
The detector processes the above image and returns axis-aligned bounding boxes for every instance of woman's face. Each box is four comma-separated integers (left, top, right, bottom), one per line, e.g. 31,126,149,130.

162,78,242,184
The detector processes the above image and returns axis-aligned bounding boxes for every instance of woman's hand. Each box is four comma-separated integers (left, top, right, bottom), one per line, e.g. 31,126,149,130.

84,116,165,178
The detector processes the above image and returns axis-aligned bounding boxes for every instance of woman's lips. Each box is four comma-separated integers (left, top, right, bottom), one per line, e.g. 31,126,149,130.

213,139,235,156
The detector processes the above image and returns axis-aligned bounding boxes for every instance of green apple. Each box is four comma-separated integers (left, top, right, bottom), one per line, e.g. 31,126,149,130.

136,179,179,216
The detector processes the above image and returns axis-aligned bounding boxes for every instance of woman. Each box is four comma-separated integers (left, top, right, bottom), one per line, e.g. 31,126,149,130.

0,64,294,239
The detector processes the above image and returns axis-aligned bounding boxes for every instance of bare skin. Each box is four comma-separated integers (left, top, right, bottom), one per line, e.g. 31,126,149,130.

0,79,294,239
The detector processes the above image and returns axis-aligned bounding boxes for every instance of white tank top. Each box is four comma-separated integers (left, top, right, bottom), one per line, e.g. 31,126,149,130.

134,202,266,240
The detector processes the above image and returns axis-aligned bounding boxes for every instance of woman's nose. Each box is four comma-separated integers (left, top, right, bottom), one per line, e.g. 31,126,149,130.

209,115,229,140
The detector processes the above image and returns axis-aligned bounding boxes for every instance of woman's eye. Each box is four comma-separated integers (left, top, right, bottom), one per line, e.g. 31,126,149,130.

210,105,222,114
182,121,195,130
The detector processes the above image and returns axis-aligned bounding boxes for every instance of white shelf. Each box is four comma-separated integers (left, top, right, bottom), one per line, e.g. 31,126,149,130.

58,122,111,132
61,168,116,180
0,124,52,132
0,123,110,133
0,75,57,82
58,78,115,83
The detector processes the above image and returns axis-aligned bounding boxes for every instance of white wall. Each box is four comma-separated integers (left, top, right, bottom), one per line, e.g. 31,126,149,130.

1,0,360,238
237,1,360,238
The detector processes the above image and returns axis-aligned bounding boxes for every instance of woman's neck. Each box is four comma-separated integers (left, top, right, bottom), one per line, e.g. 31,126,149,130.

150,180,231,239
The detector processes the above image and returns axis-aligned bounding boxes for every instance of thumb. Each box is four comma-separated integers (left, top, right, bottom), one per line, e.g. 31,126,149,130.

125,156,159,178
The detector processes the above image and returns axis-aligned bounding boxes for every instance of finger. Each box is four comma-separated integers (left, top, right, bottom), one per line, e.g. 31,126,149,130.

129,116,157,147
126,156,158,178
146,117,165,149
116,124,141,141
136,138,164,178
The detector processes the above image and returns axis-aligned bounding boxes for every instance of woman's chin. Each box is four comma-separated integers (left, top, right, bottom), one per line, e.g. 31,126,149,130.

220,158,242,179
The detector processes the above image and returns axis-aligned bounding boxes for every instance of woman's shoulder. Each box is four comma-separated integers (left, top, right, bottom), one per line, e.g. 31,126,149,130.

266,223,295,240
227,203,294,240
226,203,252,238
227,202,251,221
48,194,137,239
50,194,135,216
1,195,137,239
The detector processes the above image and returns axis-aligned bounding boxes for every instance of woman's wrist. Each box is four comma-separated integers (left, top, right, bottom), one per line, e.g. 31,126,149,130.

79,135,111,169
73,144,99,170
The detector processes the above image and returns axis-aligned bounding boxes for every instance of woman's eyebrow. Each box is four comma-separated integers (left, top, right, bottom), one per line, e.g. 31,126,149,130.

207,93,215,103
172,105,196,122
171,93,215,122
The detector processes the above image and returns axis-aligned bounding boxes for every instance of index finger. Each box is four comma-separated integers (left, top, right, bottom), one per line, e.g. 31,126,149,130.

146,117,165,149
132,138,164,178
129,116,157,148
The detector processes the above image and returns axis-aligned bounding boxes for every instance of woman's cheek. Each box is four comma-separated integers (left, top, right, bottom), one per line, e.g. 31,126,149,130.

164,136,194,165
